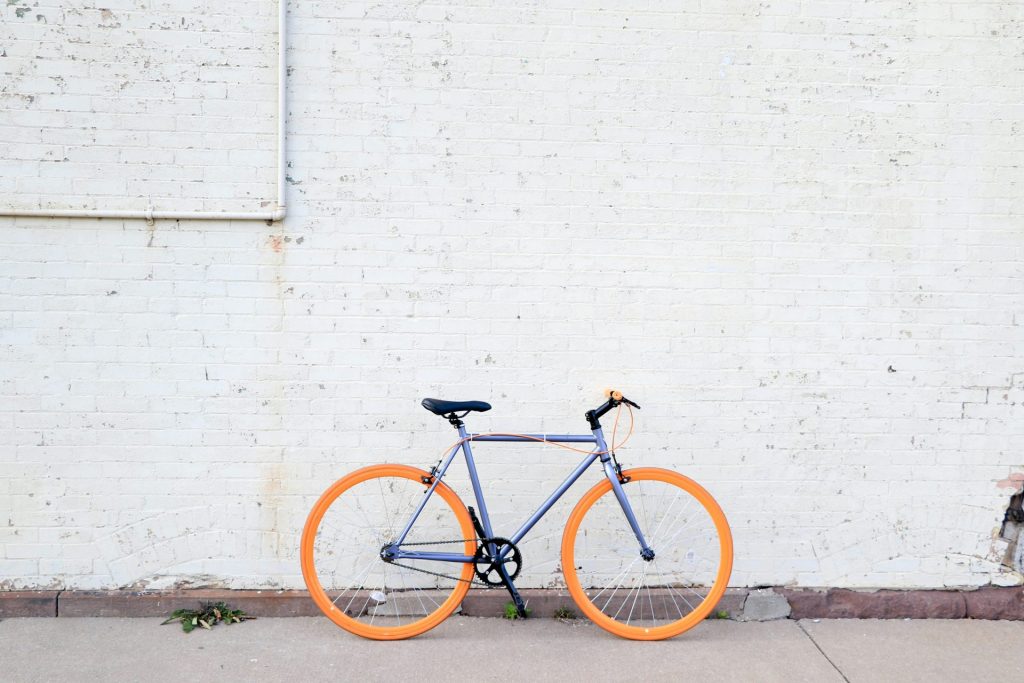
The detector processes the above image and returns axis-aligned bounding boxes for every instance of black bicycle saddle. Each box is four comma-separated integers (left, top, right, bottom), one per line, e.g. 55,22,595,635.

421,398,492,415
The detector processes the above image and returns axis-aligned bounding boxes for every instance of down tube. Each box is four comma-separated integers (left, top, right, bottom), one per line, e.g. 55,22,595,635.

505,451,600,553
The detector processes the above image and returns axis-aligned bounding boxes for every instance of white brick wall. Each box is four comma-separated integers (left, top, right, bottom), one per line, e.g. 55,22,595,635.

2,1,1023,590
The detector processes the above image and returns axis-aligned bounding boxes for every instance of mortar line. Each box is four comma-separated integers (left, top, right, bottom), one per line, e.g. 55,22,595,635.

796,619,850,682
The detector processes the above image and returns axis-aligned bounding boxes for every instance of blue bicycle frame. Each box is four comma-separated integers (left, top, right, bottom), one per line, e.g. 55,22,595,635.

387,422,653,566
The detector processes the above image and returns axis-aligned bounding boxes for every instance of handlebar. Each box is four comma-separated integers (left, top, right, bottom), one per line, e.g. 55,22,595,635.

603,388,641,409
586,389,640,429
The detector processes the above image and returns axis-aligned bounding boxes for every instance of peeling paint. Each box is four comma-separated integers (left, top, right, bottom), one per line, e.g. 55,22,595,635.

997,473,1024,492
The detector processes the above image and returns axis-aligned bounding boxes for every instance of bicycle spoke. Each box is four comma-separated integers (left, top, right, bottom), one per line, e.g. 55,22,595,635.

339,558,378,613
367,566,387,625
649,494,694,548
655,507,702,547
666,583,698,614
645,490,682,549
663,578,685,619
403,567,442,613
625,563,649,625
591,555,642,610
376,477,394,535
636,481,651,543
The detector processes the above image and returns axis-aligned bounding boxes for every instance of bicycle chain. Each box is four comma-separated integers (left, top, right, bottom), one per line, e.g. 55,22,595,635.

386,539,488,586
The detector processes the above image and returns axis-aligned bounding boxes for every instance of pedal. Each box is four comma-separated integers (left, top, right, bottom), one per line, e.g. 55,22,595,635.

496,560,528,618
509,590,527,618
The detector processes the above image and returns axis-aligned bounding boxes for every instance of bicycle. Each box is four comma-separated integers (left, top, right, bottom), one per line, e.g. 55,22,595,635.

300,390,733,641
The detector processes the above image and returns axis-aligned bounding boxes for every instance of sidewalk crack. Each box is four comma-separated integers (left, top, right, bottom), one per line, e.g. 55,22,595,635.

797,620,849,682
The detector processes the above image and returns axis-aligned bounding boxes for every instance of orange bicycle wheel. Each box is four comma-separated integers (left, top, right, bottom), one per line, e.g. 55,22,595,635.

561,467,733,640
300,464,475,640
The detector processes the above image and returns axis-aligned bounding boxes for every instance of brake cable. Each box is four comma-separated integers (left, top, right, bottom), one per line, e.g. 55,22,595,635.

396,403,635,582
434,402,634,464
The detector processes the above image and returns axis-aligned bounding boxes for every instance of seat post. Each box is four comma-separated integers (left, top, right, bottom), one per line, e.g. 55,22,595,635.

446,412,466,429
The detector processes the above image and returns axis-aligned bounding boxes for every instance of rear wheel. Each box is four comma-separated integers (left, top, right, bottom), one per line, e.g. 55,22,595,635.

300,465,475,640
561,467,733,640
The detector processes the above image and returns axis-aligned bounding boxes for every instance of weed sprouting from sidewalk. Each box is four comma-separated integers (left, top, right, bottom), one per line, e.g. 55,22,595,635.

503,602,531,619
553,606,577,621
161,601,255,633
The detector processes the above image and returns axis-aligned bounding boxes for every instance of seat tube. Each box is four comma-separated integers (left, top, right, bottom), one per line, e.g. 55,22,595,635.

594,426,653,555
460,425,495,538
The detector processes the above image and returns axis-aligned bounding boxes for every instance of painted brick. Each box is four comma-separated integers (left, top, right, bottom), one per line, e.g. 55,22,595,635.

1,1,1023,594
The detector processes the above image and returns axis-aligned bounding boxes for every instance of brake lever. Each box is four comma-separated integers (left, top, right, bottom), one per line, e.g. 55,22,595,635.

603,389,641,410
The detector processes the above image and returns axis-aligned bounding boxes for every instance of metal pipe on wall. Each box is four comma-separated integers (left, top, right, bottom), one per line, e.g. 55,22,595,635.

1,1,288,223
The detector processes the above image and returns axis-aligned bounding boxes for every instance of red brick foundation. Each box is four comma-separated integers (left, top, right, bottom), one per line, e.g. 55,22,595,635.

1,586,1021,619
0,591,59,617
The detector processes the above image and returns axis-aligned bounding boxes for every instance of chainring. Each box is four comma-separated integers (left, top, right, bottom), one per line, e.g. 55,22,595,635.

473,537,523,586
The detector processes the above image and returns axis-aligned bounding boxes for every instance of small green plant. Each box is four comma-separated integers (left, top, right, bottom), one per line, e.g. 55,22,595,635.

162,601,254,633
553,606,577,620
714,609,730,620
502,602,530,619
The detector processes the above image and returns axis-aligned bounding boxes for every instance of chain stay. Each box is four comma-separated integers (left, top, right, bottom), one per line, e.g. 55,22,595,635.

388,560,474,584
386,538,495,586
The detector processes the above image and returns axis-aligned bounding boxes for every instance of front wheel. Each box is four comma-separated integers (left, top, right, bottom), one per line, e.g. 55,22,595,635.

561,467,733,640
300,465,475,640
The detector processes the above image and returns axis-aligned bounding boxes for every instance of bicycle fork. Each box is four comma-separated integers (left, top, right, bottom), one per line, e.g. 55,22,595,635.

601,451,656,562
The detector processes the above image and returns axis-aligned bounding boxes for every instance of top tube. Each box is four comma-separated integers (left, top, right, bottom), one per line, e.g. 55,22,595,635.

466,434,597,443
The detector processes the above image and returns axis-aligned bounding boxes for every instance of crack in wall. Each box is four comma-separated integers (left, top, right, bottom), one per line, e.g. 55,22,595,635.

960,373,1023,419
1001,491,1024,573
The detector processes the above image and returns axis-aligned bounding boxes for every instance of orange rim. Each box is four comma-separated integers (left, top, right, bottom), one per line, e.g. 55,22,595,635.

300,464,475,640
561,467,733,640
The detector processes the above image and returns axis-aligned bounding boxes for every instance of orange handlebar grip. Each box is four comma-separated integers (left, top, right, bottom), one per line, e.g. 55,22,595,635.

604,389,623,401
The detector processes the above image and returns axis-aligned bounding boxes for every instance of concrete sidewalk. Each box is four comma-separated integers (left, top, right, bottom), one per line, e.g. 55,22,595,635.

2,617,1021,682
